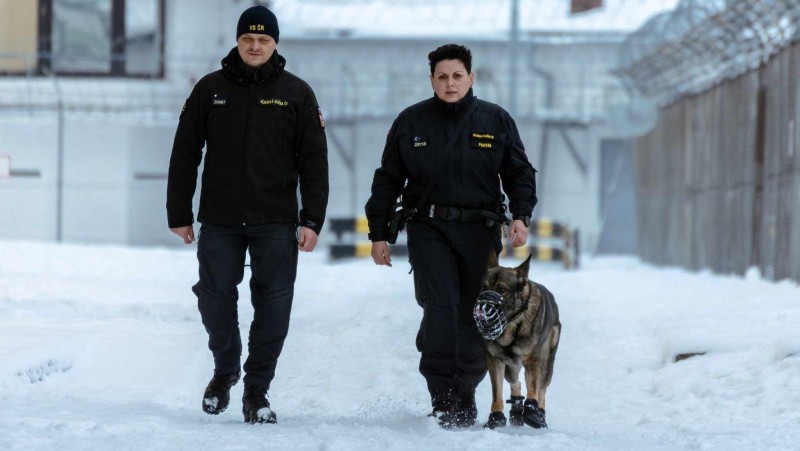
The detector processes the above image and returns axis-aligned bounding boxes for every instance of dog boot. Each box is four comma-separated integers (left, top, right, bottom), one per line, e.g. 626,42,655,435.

483,411,507,429
202,369,240,415
522,399,547,429
242,385,277,424
507,395,525,426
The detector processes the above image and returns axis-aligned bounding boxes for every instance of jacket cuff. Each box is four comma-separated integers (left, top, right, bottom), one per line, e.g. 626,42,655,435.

299,217,323,235
368,230,387,242
167,213,194,229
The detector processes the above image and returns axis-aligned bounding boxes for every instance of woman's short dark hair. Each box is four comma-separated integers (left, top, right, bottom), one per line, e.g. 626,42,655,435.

428,44,472,75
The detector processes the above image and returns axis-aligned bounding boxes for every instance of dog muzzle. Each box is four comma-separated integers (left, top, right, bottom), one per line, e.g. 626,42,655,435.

473,290,507,340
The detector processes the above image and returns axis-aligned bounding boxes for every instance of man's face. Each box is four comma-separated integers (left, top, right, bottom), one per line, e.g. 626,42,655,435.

237,33,276,68
430,59,474,103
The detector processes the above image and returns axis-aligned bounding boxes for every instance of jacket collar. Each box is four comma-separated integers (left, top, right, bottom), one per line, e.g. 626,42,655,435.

433,88,475,117
221,47,286,85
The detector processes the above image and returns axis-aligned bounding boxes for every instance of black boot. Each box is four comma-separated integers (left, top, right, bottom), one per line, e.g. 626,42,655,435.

453,391,477,428
431,391,477,429
242,385,277,424
428,390,458,429
522,399,547,429
507,395,525,427
202,369,240,415
483,411,507,429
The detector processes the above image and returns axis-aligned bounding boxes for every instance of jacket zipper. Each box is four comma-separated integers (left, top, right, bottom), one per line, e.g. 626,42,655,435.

243,83,253,224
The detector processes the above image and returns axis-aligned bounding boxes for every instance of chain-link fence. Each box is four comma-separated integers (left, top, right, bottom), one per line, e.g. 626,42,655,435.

617,0,800,282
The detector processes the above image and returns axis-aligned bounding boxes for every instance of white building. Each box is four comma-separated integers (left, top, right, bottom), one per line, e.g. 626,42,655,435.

0,0,676,251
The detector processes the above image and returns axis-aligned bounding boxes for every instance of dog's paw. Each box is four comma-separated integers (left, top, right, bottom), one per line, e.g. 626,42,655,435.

483,411,507,429
522,399,547,429
507,395,525,427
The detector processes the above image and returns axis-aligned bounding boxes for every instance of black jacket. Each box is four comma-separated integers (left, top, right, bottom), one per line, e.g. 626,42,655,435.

167,48,328,234
365,90,536,241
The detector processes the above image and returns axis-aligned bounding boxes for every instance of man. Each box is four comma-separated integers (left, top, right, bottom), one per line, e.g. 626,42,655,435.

167,5,328,425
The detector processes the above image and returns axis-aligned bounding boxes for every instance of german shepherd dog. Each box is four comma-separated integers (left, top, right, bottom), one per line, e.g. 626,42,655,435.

474,254,561,429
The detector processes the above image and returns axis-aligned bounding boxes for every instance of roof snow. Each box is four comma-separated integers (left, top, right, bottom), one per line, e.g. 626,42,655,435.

272,0,680,39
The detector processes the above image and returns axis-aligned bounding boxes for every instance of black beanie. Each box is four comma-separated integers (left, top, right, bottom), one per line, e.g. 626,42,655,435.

236,6,279,43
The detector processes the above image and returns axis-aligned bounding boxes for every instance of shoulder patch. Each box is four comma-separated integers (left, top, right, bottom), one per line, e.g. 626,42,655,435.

316,106,325,129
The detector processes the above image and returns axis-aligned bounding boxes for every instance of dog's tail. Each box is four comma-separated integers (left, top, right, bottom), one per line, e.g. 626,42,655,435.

543,322,560,388
535,283,560,389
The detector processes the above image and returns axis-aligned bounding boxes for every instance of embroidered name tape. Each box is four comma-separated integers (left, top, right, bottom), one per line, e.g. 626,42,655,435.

259,98,288,106
471,133,495,140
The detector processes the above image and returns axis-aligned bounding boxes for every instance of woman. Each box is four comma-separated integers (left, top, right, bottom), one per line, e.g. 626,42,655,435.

364,44,537,429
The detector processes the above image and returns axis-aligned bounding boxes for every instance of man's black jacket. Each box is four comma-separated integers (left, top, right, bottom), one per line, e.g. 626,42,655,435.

365,90,536,241
167,48,328,234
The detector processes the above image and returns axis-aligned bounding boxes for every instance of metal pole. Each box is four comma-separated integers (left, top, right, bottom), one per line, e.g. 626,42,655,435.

45,67,65,242
509,0,520,117
56,95,64,242
350,125,357,217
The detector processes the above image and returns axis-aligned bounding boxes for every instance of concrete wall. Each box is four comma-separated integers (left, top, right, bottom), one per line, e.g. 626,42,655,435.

0,118,58,241
0,117,181,245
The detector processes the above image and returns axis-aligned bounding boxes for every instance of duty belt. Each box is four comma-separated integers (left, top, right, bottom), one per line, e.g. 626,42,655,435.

423,205,507,224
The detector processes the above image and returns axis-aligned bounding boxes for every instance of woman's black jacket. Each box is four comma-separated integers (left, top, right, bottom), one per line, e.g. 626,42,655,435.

365,90,536,241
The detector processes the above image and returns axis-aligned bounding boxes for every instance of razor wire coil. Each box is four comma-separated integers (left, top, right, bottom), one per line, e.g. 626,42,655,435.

617,0,800,104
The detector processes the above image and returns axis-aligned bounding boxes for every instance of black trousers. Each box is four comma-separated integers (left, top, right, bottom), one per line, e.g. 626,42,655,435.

407,218,500,399
193,223,298,390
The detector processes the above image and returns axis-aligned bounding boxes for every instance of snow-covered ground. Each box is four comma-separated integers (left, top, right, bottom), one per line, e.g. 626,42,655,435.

1,240,799,450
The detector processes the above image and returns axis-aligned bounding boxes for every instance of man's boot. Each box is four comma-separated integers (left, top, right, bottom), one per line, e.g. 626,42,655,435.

242,385,277,424
202,369,241,415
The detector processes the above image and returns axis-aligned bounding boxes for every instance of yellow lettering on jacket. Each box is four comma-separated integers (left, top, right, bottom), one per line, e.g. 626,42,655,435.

260,99,288,106
472,133,495,140
478,142,492,149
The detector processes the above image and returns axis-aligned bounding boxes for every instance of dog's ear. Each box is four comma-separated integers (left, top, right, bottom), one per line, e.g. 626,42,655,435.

487,250,499,269
516,254,532,282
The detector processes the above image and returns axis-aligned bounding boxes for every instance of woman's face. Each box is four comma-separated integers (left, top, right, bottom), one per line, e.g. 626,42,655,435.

430,59,474,103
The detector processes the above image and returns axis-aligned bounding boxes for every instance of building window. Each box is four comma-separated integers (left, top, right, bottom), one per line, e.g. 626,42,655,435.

50,0,113,74
0,0,39,73
124,0,162,76
0,0,164,77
